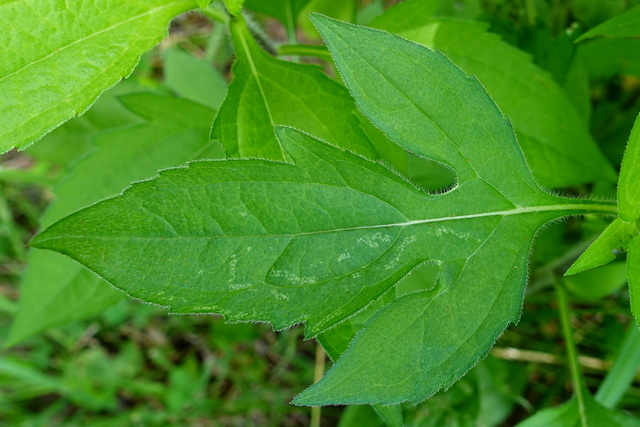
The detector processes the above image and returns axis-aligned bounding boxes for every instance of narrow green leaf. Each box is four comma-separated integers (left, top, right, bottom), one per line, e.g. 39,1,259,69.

568,113,640,275
566,219,635,275
516,391,640,426
224,0,245,15
212,16,377,160
577,5,640,41
596,324,640,408
629,237,640,327
164,48,228,110
30,17,618,405
618,113,640,224
0,0,199,153
6,94,217,347
371,17,615,188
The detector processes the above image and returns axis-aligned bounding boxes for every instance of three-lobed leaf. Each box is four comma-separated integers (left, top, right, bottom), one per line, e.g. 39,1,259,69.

0,0,201,153
30,16,618,405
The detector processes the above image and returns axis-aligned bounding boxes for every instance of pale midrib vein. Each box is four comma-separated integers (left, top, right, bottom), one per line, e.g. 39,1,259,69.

0,1,189,84
38,203,617,243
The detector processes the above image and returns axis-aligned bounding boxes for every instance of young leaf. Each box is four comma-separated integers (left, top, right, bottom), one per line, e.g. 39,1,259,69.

565,219,636,275
629,237,640,325
370,16,616,188
30,17,618,404
567,112,640,274
224,0,245,15
211,16,377,160
618,113,640,224
0,0,199,153
6,94,217,347
577,5,640,41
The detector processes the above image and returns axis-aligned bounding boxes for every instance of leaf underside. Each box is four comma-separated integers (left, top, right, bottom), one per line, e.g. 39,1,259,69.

31,16,612,405
6,94,217,347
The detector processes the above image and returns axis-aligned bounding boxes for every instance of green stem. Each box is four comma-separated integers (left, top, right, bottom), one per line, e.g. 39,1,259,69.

204,21,226,63
202,5,229,24
525,0,537,25
310,342,325,427
556,283,587,426
0,189,26,261
277,44,333,62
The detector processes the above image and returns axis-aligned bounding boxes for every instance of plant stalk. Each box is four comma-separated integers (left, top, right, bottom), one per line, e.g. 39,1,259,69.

310,342,325,427
556,282,587,426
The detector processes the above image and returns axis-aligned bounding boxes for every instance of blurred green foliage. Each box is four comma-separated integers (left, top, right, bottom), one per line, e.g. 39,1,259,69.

2,0,640,425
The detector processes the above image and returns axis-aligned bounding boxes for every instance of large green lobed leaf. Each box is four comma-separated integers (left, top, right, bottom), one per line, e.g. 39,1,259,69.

0,0,198,153
30,17,618,404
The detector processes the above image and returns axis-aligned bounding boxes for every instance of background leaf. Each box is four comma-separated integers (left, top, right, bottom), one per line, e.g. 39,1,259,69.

6,94,218,347
211,16,377,160
0,0,199,153
163,48,228,110
371,14,616,188
517,390,640,426
577,5,640,41
244,0,312,28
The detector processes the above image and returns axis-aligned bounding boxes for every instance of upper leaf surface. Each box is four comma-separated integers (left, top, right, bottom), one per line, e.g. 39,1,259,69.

31,17,617,405
371,16,615,188
577,5,640,41
6,94,217,347
0,0,198,153
212,16,377,160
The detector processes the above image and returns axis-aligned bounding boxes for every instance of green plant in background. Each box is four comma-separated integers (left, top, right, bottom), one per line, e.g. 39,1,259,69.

2,0,640,425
